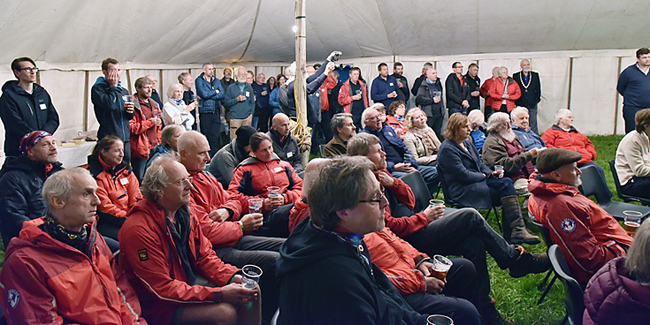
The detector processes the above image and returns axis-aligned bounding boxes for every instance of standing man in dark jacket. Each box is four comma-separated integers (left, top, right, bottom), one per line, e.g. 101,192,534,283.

513,59,542,133
617,48,650,133
411,62,433,97
252,73,272,132
416,66,445,137
1,57,59,158
178,72,198,130
196,63,225,157
0,131,62,247
91,58,135,163
446,62,471,115
391,62,410,103
465,63,481,113
371,63,399,108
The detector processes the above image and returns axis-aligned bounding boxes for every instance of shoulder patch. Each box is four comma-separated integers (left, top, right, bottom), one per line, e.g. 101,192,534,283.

7,289,20,309
138,249,149,261
561,218,576,233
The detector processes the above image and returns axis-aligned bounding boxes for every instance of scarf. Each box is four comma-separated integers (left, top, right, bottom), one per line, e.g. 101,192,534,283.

172,98,184,106
41,214,90,256
411,127,440,155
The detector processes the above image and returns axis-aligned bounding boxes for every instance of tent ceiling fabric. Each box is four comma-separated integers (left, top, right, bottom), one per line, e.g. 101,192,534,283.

1,0,649,65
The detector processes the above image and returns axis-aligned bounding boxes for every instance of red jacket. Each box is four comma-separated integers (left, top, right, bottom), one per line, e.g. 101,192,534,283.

189,170,244,248
89,155,142,218
319,74,337,112
489,77,521,112
480,78,495,109
364,227,429,296
288,198,310,233
0,218,146,325
227,155,303,213
338,79,369,114
129,97,162,159
385,115,406,139
119,199,239,324
528,176,632,284
541,125,597,164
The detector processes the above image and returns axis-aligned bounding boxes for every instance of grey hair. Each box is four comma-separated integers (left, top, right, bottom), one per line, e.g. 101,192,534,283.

161,124,185,148
141,153,178,201
166,83,184,99
498,66,508,74
308,156,375,231
42,168,92,211
178,72,191,84
331,113,353,134
468,109,484,127
510,106,529,122
361,106,384,128
625,218,650,284
487,112,510,132
202,63,213,70
347,133,380,157
554,109,571,125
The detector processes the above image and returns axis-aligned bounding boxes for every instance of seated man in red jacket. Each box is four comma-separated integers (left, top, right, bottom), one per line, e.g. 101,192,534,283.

528,148,633,286
119,155,260,324
0,168,146,324
178,130,283,323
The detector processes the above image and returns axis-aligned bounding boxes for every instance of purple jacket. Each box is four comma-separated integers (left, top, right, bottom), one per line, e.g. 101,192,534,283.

583,257,650,324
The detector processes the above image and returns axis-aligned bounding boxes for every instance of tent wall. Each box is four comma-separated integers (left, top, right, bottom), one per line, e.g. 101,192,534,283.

0,49,636,156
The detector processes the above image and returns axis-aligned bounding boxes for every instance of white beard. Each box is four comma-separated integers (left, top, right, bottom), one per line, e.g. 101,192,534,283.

499,129,517,142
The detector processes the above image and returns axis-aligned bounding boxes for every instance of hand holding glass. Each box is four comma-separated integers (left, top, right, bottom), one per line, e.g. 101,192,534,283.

248,198,263,214
430,255,453,280
241,265,263,290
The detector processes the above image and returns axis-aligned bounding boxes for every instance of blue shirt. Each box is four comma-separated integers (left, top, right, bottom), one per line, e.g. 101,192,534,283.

471,129,486,152
371,75,399,108
512,125,546,151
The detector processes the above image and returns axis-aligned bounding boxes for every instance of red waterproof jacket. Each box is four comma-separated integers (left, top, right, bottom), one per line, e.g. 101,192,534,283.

89,154,142,218
288,198,310,233
489,77,521,112
189,170,244,248
319,74,337,112
364,227,429,296
480,78,495,109
528,176,632,284
0,218,146,324
227,155,303,213
338,79,369,114
541,125,597,164
129,97,162,159
119,199,239,324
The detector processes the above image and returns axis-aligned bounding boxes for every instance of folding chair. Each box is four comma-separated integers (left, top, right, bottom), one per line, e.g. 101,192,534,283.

608,160,650,206
528,212,557,305
548,245,585,325
399,170,431,213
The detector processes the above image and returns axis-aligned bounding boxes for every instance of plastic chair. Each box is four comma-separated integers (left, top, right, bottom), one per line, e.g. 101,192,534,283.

578,165,650,220
608,160,650,206
438,169,502,232
270,308,280,325
548,245,585,325
399,170,431,213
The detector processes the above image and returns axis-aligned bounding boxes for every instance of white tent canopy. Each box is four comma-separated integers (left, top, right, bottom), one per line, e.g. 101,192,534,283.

1,0,649,156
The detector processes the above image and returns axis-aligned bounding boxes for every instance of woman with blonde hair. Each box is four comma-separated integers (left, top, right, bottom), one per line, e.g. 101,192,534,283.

162,83,196,130
402,107,440,166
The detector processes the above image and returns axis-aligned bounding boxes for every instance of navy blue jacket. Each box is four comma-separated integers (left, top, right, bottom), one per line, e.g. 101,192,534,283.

512,125,546,151
91,77,134,143
362,124,418,172
0,81,60,157
285,60,330,125
252,82,271,115
371,75,399,108
617,64,650,107
438,138,493,208
195,73,225,114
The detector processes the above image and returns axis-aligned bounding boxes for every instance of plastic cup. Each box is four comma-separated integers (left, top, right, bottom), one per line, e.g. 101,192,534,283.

623,210,643,236
241,265,263,290
429,199,445,208
430,255,453,280
427,314,454,325
267,186,281,198
248,198,263,214
494,165,504,172
122,95,132,104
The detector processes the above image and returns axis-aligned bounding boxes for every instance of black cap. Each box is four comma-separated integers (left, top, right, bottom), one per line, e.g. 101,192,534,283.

235,126,257,147
536,148,582,174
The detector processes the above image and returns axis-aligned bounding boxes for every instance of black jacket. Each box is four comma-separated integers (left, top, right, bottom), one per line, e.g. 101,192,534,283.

268,129,303,173
512,71,541,108
276,219,427,325
0,81,59,157
391,73,410,103
415,79,444,118
464,73,481,110
0,155,63,247
445,73,470,109
411,74,426,96
91,77,134,143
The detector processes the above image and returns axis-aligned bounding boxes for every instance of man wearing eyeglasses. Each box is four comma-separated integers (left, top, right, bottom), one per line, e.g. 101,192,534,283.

0,57,60,158
445,62,471,116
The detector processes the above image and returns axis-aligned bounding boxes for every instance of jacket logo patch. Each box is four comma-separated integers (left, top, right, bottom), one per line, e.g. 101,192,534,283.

138,249,149,261
561,218,576,233
7,289,20,309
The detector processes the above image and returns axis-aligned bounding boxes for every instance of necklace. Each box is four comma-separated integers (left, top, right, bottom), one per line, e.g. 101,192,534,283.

519,71,531,90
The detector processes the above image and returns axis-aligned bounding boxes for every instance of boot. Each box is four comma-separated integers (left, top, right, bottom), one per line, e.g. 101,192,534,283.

501,195,540,245
509,246,551,278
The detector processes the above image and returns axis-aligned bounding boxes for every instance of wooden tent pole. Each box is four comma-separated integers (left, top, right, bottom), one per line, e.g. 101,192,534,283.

295,0,307,128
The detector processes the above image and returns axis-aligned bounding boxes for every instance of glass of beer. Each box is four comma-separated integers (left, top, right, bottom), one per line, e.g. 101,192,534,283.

430,255,453,280
427,314,454,325
623,210,643,236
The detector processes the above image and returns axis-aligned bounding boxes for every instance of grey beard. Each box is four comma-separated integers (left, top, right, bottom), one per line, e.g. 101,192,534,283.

499,130,517,142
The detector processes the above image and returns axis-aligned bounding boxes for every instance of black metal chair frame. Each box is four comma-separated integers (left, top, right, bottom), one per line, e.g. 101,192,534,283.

548,244,585,325
608,159,650,206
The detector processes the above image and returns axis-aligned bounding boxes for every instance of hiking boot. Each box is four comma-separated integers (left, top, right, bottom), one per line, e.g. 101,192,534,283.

508,250,550,278
501,195,540,245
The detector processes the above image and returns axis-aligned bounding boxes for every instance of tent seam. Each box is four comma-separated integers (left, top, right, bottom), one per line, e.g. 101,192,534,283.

234,0,263,63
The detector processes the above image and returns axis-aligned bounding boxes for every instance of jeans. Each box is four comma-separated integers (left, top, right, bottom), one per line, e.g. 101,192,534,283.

405,208,521,302
131,157,147,182
200,112,222,157
449,107,467,116
486,176,517,206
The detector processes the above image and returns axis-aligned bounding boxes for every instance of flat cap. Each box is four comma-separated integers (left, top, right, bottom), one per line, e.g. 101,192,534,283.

536,148,582,174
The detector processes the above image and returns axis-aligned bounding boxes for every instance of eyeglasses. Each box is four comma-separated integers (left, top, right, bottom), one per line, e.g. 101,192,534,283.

169,176,192,186
365,115,380,121
19,67,39,72
358,192,387,205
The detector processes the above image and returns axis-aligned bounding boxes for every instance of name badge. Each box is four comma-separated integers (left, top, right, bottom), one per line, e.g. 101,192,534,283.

287,152,293,158
246,91,250,97
39,103,47,110
120,178,129,185
389,83,394,86
274,167,283,173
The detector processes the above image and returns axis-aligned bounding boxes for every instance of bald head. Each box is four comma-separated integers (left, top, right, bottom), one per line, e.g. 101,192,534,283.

272,113,291,137
177,131,211,172
303,158,329,199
